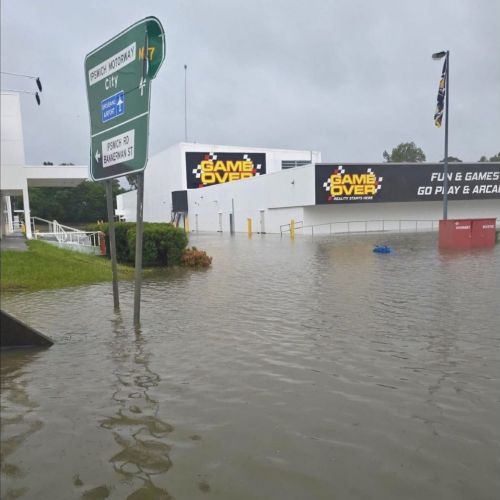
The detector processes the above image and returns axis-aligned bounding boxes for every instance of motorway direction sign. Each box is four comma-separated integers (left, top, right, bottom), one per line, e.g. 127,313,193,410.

85,17,165,181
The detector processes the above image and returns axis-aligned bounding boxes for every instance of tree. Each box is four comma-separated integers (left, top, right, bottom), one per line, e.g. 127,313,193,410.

126,174,139,190
29,180,124,223
383,142,426,163
479,153,500,162
440,156,462,162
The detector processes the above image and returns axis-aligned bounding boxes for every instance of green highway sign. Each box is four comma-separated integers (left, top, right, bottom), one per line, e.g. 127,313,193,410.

85,16,165,181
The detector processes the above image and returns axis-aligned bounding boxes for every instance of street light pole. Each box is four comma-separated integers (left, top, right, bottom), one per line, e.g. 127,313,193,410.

184,64,188,142
432,50,450,220
443,51,450,220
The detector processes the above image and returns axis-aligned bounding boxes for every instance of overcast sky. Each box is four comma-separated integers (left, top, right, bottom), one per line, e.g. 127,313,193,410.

1,0,499,166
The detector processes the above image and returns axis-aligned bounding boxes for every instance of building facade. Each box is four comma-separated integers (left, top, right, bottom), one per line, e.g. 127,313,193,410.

1,92,88,239
116,142,500,234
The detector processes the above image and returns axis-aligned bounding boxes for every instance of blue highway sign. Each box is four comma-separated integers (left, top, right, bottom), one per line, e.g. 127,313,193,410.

101,90,125,123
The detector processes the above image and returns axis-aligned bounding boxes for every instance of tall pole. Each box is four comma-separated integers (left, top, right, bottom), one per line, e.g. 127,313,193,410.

442,51,450,220
105,180,119,309
133,172,145,326
184,64,188,142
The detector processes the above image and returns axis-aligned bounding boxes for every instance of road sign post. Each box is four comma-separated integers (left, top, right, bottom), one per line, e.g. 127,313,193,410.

134,172,145,325
105,180,119,309
85,17,165,324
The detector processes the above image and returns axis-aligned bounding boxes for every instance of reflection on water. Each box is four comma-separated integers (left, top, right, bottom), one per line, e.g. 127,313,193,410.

0,351,44,499
1,232,499,499
98,316,173,499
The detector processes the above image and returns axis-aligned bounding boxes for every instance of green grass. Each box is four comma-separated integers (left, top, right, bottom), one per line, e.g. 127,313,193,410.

1,240,135,294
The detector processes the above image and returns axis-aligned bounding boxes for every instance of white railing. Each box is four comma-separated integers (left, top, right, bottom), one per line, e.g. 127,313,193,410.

280,219,440,236
31,216,101,250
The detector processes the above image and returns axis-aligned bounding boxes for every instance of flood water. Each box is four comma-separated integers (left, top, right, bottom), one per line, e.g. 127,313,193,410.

1,232,499,499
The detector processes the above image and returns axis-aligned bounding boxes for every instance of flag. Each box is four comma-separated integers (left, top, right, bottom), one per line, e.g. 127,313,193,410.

434,57,447,127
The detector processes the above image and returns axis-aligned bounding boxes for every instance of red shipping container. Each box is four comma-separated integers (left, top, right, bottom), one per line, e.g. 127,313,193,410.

439,218,497,249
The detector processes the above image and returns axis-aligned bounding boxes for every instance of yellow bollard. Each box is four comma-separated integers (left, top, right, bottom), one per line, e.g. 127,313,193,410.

184,215,190,233
290,219,295,240
247,218,253,238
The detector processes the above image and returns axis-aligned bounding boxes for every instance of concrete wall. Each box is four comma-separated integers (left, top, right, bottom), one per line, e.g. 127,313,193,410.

187,163,315,233
117,142,321,226
116,189,137,221
1,92,26,192
143,145,185,221
177,142,320,176
115,141,499,234
1,92,88,238
116,145,185,223
25,165,88,187
1,309,54,348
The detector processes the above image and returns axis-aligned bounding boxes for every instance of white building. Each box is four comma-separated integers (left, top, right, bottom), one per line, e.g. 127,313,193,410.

116,142,500,234
1,92,88,239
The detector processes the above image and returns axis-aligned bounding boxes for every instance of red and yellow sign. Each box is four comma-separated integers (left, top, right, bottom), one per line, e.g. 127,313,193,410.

186,152,266,188
198,157,255,185
321,165,383,202
329,172,378,197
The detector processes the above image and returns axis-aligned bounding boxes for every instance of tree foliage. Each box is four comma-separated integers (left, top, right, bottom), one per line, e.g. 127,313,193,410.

29,180,124,223
479,152,500,162
126,174,138,190
440,156,462,162
383,142,426,163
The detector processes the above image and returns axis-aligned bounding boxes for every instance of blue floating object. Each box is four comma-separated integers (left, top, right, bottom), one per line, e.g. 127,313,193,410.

373,245,392,254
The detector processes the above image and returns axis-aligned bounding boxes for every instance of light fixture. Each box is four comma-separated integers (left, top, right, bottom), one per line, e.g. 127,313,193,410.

432,51,447,60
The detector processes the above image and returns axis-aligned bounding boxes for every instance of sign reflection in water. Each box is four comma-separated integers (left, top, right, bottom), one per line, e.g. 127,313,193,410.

99,314,175,498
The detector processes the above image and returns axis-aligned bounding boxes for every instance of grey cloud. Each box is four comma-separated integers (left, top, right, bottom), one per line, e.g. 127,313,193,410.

1,0,499,166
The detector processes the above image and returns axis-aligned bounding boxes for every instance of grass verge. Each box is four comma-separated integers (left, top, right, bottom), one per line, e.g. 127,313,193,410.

1,240,135,294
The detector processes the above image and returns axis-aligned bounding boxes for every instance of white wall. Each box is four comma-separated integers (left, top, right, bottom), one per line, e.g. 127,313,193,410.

116,190,137,221
187,163,316,233
1,92,26,192
117,142,321,225
178,142,320,175
142,144,185,222
25,165,88,187
116,141,500,235
1,92,89,238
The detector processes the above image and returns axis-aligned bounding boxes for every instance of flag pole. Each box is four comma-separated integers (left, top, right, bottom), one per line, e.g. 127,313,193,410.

442,51,450,220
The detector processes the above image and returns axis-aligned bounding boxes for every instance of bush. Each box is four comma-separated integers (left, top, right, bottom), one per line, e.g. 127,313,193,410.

181,247,212,268
98,222,188,267
115,222,135,262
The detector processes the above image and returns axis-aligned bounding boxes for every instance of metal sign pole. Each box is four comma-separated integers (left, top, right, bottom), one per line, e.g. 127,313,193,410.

85,17,165,320
442,51,450,220
133,172,145,326
105,180,119,309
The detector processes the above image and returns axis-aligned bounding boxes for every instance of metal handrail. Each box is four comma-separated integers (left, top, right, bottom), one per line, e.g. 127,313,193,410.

280,220,304,235
31,217,101,248
35,230,101,247
31,216,85,234
280,219,441,236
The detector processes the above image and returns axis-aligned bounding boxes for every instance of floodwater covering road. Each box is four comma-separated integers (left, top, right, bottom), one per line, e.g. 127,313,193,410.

1,232,499,499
